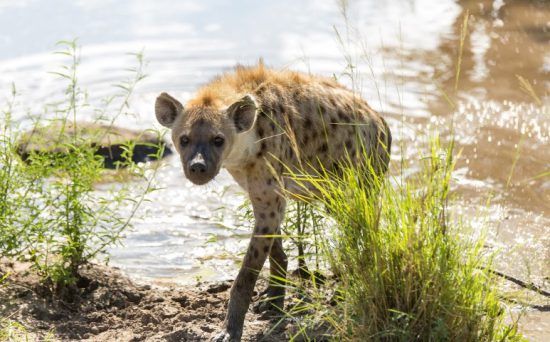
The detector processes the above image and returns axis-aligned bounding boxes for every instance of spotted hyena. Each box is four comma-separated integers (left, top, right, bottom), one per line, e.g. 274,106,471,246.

154,63,391,341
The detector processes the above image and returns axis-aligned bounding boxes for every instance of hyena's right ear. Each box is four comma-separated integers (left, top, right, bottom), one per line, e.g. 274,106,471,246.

226,94,258,133
155,92,184,128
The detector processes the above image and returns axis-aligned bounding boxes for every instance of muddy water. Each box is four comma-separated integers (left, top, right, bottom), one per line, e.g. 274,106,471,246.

0,0,548,339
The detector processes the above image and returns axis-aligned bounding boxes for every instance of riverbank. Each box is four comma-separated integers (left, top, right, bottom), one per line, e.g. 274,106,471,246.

2,260,549,341
0,261,287,341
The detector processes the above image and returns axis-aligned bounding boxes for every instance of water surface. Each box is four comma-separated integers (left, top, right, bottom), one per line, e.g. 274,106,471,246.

0,0,548,339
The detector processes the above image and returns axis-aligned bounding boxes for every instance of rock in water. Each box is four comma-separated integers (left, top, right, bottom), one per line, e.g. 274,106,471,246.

17,122,172,169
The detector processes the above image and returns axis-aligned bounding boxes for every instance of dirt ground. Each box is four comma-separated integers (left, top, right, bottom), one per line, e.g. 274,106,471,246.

2,260,548,341
0,261,290,341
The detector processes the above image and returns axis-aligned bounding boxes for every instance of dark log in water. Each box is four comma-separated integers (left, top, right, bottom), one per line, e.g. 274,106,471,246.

16,122,172,169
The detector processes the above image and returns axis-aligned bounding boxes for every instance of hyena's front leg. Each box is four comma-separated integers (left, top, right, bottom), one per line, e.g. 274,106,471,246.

213,183,286,342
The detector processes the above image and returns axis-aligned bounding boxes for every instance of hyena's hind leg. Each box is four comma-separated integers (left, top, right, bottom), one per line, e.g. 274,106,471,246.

254,236,288,315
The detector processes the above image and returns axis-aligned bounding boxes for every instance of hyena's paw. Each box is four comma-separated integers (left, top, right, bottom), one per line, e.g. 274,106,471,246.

253,287,285,319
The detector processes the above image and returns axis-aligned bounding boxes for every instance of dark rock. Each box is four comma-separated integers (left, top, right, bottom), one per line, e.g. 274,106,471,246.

17,121,172,169
206,280,232,294
123,289,143,303
172,294,189,307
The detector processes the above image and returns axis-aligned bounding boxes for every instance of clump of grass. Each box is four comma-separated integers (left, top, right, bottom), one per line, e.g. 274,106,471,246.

282,137,523,341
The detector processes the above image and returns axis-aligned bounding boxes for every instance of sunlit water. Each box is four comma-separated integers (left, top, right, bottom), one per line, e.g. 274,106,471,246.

1,0,548,339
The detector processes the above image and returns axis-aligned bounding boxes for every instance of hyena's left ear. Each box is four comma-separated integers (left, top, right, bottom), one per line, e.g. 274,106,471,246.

227,94,258,133
155,92,184,128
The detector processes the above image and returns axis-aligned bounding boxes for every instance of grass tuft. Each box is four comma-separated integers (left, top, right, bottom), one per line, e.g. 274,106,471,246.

278,136,523,341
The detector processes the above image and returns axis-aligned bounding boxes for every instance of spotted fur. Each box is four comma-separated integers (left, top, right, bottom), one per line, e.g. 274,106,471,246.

155,63,391,342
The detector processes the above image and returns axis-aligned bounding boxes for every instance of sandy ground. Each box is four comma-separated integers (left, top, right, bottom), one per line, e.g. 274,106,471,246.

0,261,289,341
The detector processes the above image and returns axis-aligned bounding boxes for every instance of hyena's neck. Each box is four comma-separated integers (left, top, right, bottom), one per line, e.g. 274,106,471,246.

222,129,259,170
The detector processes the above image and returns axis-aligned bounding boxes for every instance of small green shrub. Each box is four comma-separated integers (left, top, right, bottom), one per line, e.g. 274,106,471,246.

0,40,161,289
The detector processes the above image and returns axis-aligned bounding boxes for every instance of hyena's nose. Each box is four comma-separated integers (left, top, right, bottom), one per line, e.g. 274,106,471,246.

190,162,206,174
189,153,207,174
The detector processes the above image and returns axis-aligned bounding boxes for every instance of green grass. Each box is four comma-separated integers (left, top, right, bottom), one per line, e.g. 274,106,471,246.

0,315,55,342
0,320,31,342
0,40,161,290
275,136,523,341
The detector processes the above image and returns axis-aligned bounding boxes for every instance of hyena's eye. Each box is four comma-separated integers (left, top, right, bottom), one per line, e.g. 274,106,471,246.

213,136,225,147
180,135,190,147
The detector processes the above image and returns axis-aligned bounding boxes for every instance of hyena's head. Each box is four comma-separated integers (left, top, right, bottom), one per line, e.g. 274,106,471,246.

155,92,258,185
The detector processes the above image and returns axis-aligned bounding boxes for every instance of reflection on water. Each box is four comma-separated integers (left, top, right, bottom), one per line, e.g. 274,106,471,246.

0,0,548,339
